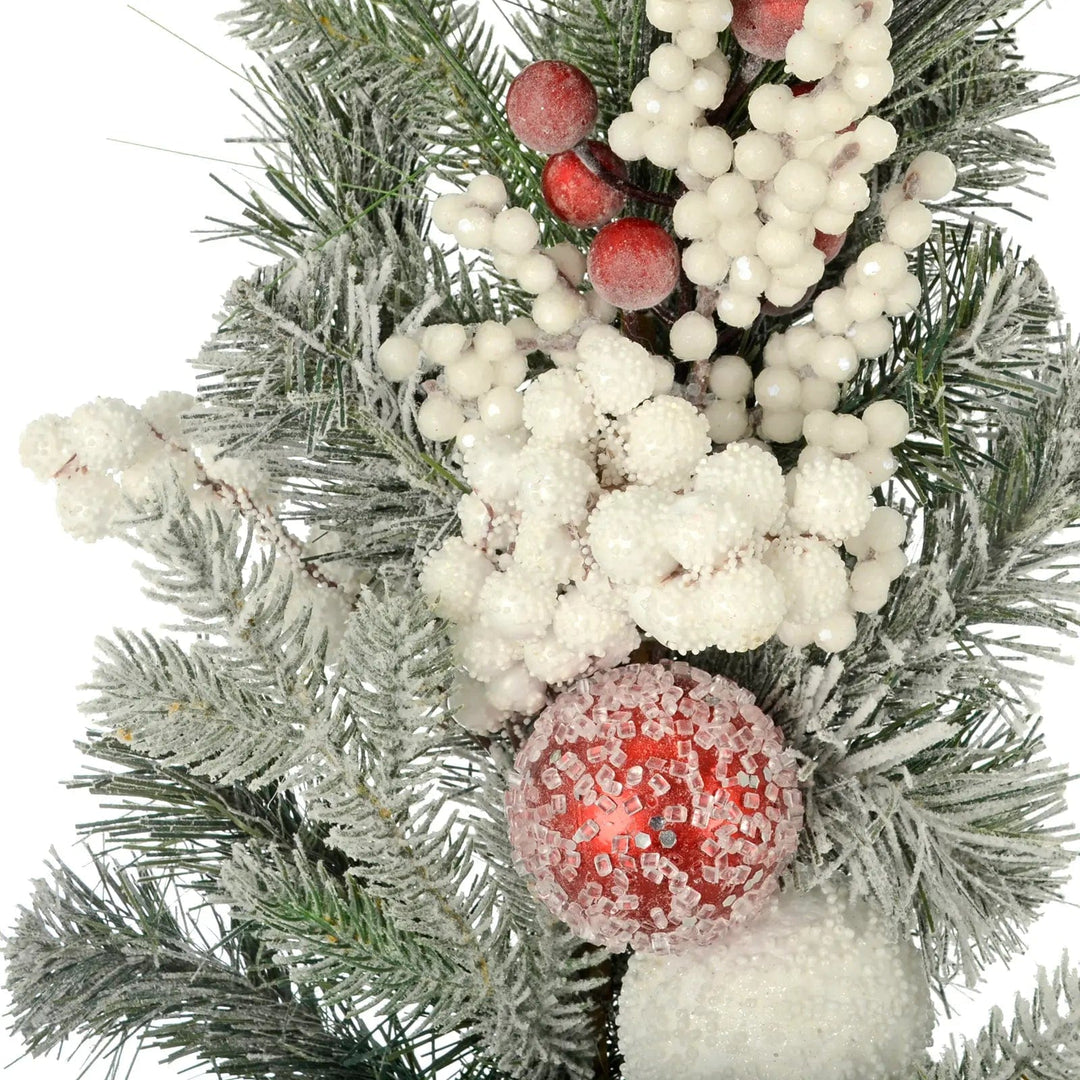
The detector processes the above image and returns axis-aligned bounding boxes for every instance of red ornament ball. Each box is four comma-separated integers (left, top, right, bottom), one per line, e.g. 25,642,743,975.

731,0,809,60
506,60,599,154
814,229,847,263
542,141,628,228
505,662,804,953
587,217,681,311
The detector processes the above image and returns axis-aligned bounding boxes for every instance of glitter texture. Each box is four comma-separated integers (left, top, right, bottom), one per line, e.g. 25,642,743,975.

505,661,803,952
618,886,935,1080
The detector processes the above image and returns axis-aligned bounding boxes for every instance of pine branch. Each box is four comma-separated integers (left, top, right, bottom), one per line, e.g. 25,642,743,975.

3,856,425,1080
927,954,1080,1079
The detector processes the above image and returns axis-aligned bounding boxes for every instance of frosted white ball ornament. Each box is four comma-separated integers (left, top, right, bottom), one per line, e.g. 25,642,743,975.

617,886,935,1080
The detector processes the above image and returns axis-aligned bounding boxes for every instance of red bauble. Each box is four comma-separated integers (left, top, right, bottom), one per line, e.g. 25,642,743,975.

542,141,628,228
505,662,803,953
587,218,680,311
731,0,809,60
506,60,598,154
814,229,847,263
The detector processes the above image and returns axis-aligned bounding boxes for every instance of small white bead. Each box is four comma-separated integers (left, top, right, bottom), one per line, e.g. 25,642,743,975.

783,97,823,140
455,205,494,249
659,91,700,128
845,283,887,322
812,207,855,237
516,252,560,294
485,664,547,714
812,335,860,382
622,396,712,487
868,0,895,22
863,505,908,550
760,408,806,443
841,61,894,107
709,355,753,400
848,317,893,358
673,190,719,239
786,32,839,81
716,215,764,257
853,115,899,165
631,77,667,118
522,369,597,443
815,611,858,652
856,243,909,290
906,151,957,201
827,168,871,215
577,324,658,415
716,289,761,328
653,357,677,395
728,253,770,294
682,240,730,286
774,159,830,213
800,376,841,412
707,173,759,219
646,0,689,32
803,409,836,446
443,353,495,399
755,368,802,409
843,21,892,63
431,192,470,234
862,399,910,447
803,0,860,43
377,335,422,381
449,674,509,734
467,173,508,211
685,64,727,107
686,126,734,177
420,538,493,621
675,27,720,61
532,285,586,335
852,445,898,485
749,84,794,134
874,546,908,579
19,414,75,480
772,248,825,289
608,112,651,161
493,207,540,256
784,325,823,368
759,188,814,231
670,311,719,361
829,414,870,454
650,43,695,91
422,322,468,365
886,199,934,249
55,471,124,541
663,490,756,570
813,287,854,335
417,393,465,441
491,352,529,388
690,0,733,31
705,399,750,443
883,273,923,317
478,386,524,432
734,131,786,181
644,122,691,169
757,222,810,268
472,320,516,361
849,560,893,610
813,87,860,132
764,280,810,308
455,419,487,454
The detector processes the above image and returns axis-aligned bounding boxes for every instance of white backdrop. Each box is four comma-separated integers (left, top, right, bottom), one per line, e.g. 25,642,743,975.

1,3,1078,1077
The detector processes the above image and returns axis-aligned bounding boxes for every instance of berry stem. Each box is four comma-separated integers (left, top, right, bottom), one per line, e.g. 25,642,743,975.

705,54,766,128
574,142,677,209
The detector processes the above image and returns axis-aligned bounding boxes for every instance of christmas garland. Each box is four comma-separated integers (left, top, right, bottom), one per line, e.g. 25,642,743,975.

8,1,1080,1078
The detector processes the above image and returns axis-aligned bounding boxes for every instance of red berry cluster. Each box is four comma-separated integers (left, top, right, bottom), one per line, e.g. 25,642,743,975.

507,61,681,312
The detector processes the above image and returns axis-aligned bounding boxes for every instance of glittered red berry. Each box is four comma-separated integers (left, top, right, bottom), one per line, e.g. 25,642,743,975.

731,0,809,61
506,60,599,154
814,229,847,263
542,141,628,228
587,218,680,311
505,662,803,953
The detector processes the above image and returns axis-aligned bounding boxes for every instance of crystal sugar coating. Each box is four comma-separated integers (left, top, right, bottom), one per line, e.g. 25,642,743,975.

505,661,803,952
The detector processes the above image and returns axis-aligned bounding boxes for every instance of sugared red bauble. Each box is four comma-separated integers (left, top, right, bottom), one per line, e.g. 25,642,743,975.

506,60,599,154
587,218,681,311
505,662,803,952
617,886,935,1080
542,141,628,228
731,0,809,60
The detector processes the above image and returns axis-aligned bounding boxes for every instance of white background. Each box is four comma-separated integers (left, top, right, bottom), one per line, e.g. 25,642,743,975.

1,2,1078,1077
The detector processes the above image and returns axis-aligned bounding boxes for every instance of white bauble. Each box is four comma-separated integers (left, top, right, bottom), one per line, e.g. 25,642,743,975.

617,888,934,1080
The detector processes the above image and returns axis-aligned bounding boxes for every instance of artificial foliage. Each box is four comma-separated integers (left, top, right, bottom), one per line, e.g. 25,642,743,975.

6,0,1080,1078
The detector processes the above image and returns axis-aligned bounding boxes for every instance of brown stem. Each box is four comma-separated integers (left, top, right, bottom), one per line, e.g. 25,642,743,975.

573,142,678,209
705,54,766,128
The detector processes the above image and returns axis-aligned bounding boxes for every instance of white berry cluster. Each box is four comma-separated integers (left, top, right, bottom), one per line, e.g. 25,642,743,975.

405,317,909,729
613,0,902,325
429,175,614,344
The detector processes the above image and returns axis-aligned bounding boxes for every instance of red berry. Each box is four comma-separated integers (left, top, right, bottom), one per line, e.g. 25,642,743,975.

506,61,598,154
814,229,847,263
505,662,803,953
542,141,628,228
731,0,809,61
587,218,680,311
